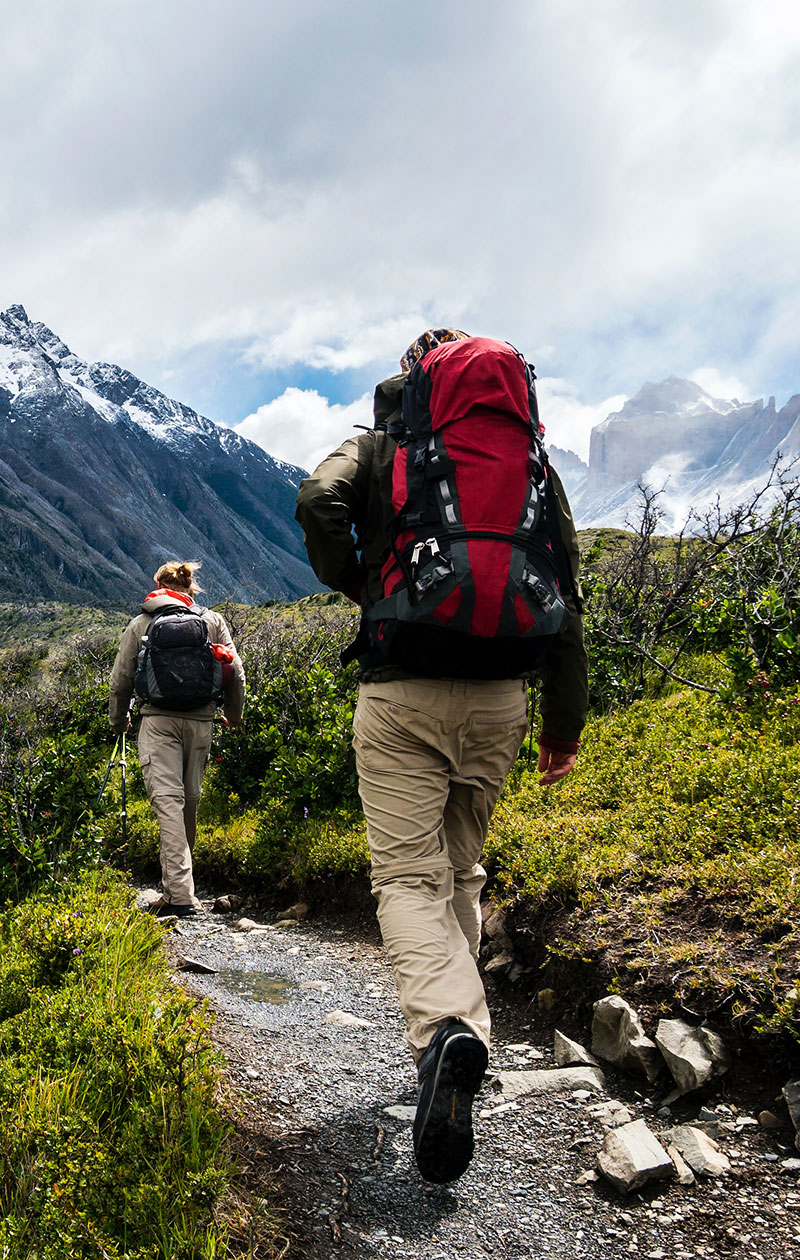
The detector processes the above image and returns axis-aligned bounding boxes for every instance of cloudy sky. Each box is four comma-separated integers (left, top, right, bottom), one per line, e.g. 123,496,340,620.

2,0,798,471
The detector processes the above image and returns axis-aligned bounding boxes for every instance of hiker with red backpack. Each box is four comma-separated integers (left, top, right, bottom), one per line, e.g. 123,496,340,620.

296,329,588,1184
108,561,245,918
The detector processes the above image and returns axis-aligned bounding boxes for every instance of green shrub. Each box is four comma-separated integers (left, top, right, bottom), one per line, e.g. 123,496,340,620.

0,871,233,1259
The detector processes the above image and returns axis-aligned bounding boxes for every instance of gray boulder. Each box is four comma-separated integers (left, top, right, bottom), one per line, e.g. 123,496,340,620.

782,1080,800,1151
655,1018,730,1094
554,1030,600,1068
591,996,662,1082
596,1119,674,1194
665,1125,731,1177
494,1066,606,1101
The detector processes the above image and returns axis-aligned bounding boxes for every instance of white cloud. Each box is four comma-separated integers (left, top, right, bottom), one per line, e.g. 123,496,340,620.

235,387,373,474
0,0,798,439
689,367,753,404
536,378,628,463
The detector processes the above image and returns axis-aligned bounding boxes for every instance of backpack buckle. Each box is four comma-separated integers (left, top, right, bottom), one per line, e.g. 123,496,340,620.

411,537,441,566
523,569,555,612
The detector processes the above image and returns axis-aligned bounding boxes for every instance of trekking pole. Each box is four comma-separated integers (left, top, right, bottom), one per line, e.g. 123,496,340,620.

526,685,537,769
120,702,134,866
97,737,120,805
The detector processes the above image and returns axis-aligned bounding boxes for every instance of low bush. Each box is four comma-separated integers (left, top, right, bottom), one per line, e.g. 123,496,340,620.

485,686,800,1041
0,871,234,1259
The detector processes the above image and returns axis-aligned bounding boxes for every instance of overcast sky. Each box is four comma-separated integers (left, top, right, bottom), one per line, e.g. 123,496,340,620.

2,0,798,470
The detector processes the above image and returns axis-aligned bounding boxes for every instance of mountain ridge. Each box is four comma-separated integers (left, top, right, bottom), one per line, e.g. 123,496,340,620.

550,376,800,529
0,305,319,605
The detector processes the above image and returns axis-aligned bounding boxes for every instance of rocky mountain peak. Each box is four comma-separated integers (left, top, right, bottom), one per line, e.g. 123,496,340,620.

556,376,799,532
0,306,317,604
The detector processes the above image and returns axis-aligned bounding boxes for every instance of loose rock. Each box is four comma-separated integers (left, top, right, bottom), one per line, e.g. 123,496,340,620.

482,907,512,951
655,1018,730,1094
494,1065,606,1101
235,917,267,932
588,1100,634,1128
782,1080,800,1151
212,894,243,913
325,1009,374,1028
665,1125,731,1177
174,956,217,975
382,1104,417,1121
484,951,514,973
596,1119,674,1194
591,995,662,1083
136,889,163,911
554,1029,600,1069
758,1109,782,1130
666,1143,696,1186
277,902,308,923
537,988,556,1012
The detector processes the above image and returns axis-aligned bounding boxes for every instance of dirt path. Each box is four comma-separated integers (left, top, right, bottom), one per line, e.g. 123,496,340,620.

165,904,800,1260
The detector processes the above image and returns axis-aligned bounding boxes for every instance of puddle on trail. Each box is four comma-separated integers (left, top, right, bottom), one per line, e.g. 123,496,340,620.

215,969,296,1004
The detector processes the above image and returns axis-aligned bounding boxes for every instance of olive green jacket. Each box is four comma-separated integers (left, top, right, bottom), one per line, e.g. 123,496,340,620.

295,375,588,744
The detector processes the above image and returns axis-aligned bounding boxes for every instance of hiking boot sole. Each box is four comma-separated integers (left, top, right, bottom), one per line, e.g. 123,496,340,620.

413,1031,488,1184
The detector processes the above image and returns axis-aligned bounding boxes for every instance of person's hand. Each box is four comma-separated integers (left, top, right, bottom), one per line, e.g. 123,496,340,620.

220,716,242,727
537,746,577,787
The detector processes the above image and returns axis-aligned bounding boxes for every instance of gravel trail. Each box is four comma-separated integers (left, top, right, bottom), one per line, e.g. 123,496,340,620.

165,905,800,1260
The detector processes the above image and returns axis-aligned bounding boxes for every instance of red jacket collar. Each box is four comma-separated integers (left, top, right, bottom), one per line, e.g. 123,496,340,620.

144,587,194,607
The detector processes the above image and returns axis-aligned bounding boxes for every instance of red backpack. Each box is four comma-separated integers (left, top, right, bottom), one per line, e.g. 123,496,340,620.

363,337,571,678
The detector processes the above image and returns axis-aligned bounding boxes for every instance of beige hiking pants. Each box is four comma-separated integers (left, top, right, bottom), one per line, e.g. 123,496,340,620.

353,677,528,1060
138,715,213,906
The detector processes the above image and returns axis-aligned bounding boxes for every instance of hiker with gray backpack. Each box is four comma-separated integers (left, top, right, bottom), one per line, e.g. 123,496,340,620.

108,560,245,918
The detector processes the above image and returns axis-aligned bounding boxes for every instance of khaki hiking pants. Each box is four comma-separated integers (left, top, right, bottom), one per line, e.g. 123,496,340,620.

138,715,213,906
353,677,528,1060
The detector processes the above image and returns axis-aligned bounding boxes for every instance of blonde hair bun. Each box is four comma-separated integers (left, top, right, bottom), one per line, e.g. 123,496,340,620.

153,560,203,595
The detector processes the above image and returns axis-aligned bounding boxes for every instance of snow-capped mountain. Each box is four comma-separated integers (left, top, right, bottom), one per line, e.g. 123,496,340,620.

0,305,319,604
551,376,800,530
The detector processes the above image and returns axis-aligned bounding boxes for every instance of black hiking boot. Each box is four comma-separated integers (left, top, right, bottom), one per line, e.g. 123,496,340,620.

155,902,198,919
413,1021,488,1183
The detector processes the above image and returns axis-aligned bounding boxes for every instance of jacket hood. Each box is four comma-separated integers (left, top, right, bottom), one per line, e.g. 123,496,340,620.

141,588,201,616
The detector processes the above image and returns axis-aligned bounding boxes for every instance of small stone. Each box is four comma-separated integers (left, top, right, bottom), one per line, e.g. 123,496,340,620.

576,1169,599,1185
482,907,512,949
276,902,308,922
299,979,332,993
479,1099,520,1119
174,956,216,975
136,889,163,911
245,1067,260,1080
324,1009,373,1028
537,988,556,1012
554,1029,600,1068
235,917,265,932
780,1158,800,1172
382,1104,417,1121
573,1089,593,1101
759,1110,782,1130
596,1119,674,1194
212,894,243,913
484,951,513,973
588,1100,634,1128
